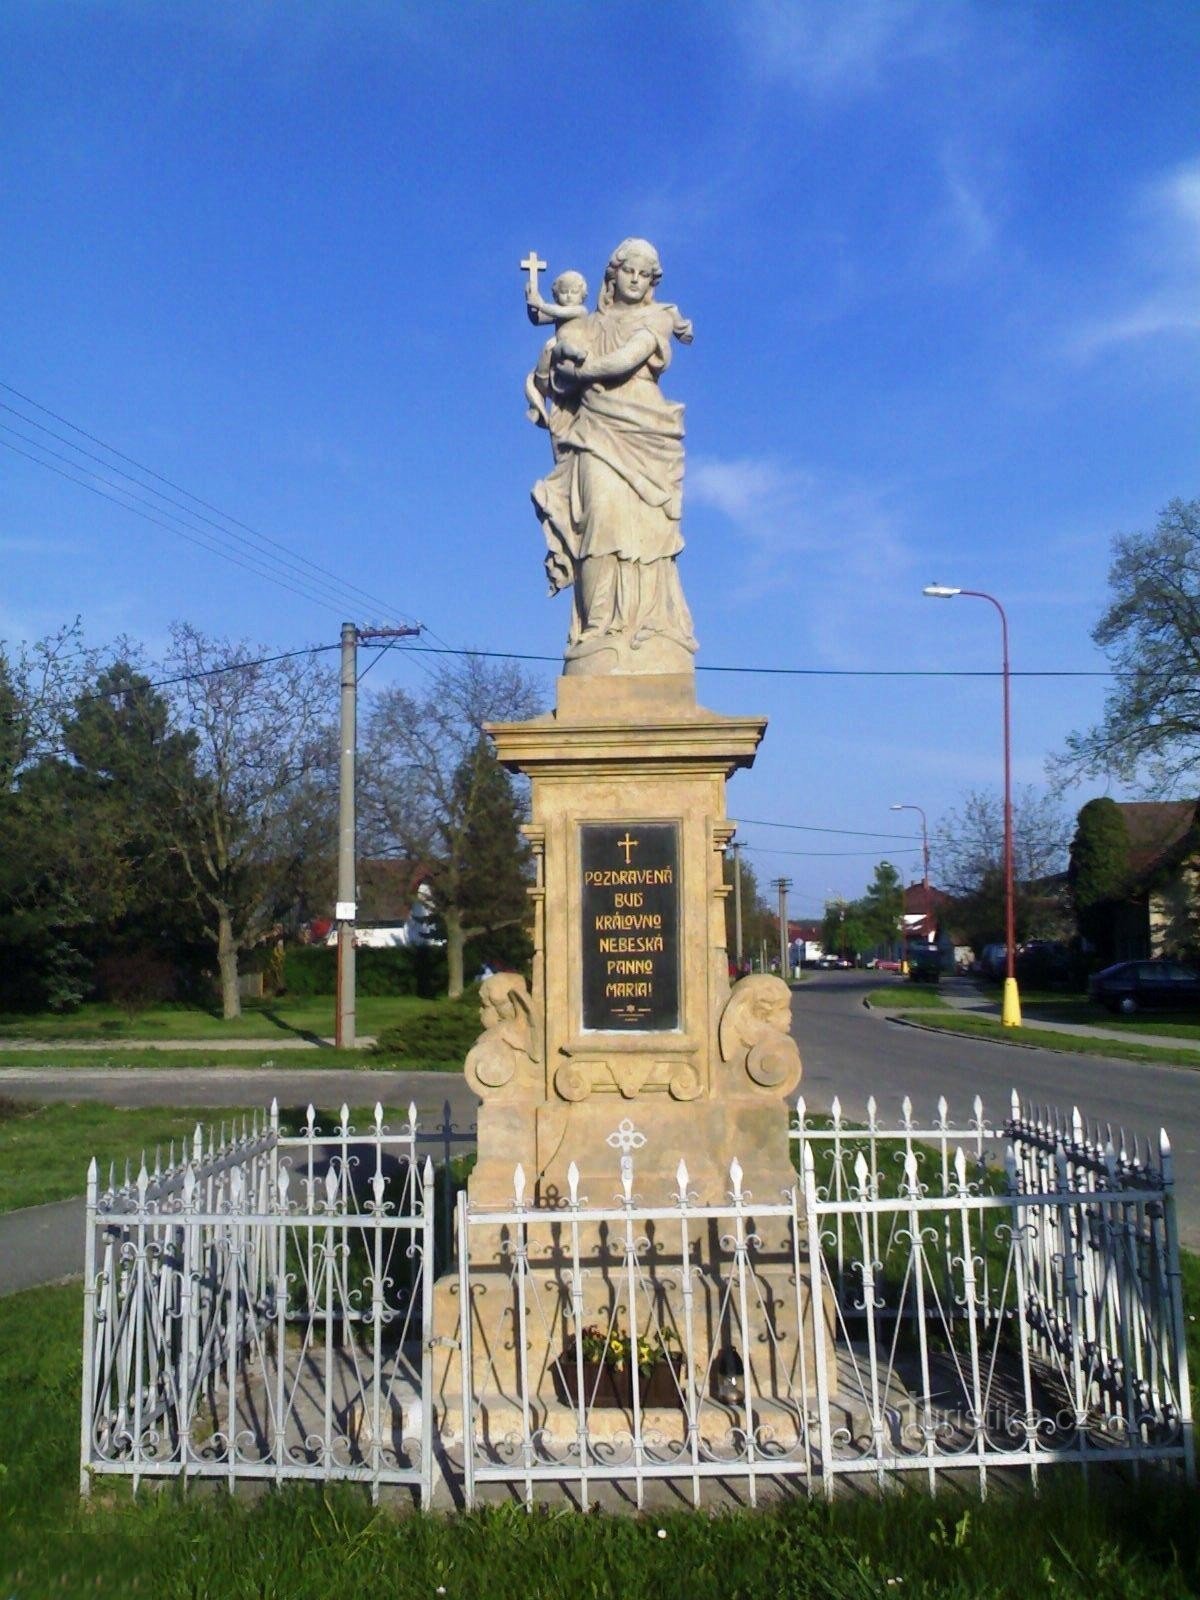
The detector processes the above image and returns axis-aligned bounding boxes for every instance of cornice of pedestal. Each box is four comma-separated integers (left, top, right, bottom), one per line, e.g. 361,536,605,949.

485,714,766,776
486,671,767,775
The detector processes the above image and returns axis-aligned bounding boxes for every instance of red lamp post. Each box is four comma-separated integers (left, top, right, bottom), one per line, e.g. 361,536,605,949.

923,585,1021,1026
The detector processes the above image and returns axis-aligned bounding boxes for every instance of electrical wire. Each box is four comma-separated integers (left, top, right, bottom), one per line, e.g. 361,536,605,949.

738,817,920,841
0,383,421,631
0,435,365,617
742,845,924,858
394,644,1111,679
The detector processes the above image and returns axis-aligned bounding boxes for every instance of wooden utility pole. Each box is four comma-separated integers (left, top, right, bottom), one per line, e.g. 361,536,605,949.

335,623,358,1049
335,622,421,1050
771,876,792,979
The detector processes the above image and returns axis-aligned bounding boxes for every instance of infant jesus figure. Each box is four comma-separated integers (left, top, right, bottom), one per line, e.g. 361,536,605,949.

524,269,589,441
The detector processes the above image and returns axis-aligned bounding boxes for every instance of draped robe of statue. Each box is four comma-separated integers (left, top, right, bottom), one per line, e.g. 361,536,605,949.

532,299,697,673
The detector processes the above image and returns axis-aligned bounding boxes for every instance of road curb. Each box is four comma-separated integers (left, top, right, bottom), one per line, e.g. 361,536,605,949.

884,1013,1045,1051
883,1011,1200,1070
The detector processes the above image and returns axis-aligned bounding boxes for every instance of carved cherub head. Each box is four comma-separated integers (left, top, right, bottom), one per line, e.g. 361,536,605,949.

720,975,792,1049
479,972,529,1031
718,974,802,1096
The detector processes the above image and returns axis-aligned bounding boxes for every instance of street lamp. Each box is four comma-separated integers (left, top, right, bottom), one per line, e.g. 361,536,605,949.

922,584,1021,1026
890,803,929,975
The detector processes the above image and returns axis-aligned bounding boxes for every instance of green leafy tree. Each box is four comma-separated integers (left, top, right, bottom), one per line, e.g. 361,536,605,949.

359,655,545,997
861,861,905,954
452,735,534,975
1059,499,1200,790
62,662,207,968
0,625,112,1010
722,851,775,968
822,898,872,961
1068,798,1131,962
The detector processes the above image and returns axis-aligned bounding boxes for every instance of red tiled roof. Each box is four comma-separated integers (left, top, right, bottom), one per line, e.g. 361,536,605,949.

1115,801,1199,878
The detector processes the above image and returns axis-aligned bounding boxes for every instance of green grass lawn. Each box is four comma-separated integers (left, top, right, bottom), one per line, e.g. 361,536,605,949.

971,986,1200,1041
896,1008,1200,1069
0,1102,259,1213
0,1045,460,1071
0,993,434,1042
2,1283,1198,1598
863,985,949,1010
0,1101,434,1214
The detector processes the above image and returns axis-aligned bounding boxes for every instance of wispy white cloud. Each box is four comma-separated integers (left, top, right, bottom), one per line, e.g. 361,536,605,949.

735,0,960,99
689,453,915,665
938,147,1000,262
1072,155,1200,355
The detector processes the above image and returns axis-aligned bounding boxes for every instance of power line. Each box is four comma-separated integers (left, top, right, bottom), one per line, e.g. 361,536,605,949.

0,413,382,622
738,817,920,841
0,382,420,631
743,845,923,858
394,644,1111,680
0,435,368,617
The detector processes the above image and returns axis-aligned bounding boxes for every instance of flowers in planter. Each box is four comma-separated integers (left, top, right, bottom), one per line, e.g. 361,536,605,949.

578,1322,678,1377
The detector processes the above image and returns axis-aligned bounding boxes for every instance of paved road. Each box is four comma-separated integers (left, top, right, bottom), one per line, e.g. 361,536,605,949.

790,971,1200,1248
0,1070,480,1298
4,983,1199,1296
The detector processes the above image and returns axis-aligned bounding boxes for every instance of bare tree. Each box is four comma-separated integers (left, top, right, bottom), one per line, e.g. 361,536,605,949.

934,786,1072,947
0,617,100,786
158,625,337,1019
359,655,545,996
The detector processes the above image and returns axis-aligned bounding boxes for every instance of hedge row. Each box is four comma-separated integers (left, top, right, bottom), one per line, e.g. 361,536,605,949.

282,945,446,998
283,928,535,999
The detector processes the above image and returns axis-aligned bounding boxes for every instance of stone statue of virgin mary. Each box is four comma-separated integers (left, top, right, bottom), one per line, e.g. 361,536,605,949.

525,238,698,676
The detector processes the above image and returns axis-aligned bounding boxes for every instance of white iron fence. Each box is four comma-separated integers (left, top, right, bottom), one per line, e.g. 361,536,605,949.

79,1101,468,1505
82,1092,1194,1508
453,1095,1194,1507
794,1093,1194,1496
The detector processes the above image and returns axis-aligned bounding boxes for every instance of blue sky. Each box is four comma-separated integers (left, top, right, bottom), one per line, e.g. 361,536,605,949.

3,1,1199,914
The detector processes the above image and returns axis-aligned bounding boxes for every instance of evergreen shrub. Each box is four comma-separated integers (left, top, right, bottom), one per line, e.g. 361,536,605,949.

372,989,482,1060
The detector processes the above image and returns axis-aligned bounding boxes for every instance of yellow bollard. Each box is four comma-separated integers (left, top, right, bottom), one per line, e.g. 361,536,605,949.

1002,977,1022,1027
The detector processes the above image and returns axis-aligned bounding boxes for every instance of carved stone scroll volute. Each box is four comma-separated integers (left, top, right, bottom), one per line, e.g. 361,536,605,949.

717,974,802,1100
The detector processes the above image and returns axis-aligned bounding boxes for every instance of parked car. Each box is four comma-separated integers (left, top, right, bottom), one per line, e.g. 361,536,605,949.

977,943,1008,980
909,948,941,984
1088,959,1200,1016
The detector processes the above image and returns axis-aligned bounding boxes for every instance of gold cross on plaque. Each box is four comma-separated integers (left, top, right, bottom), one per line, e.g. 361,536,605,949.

617,832,639,864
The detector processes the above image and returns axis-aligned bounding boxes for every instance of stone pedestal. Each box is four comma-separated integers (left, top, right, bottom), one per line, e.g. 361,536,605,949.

433,673,833,1435
479,671,793,1204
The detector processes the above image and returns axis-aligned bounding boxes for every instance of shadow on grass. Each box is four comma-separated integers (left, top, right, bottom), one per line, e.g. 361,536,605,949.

258,1007,331,1048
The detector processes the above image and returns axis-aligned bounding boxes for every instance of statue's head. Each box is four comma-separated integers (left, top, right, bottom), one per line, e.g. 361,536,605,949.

552,269,588,307
601,238,662,308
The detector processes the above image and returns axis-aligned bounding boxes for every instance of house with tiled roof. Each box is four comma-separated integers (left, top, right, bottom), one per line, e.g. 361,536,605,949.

1112,800,1200,958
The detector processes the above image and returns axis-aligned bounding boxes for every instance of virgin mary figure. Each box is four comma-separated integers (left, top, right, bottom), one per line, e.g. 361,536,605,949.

530,238,698,675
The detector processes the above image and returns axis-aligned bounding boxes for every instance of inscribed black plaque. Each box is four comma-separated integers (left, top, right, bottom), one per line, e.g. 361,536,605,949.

580,823,680,1032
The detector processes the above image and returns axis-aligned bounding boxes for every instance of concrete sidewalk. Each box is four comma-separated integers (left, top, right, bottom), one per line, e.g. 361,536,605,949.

0,1035,376,1051
882,976,1200,1054
0,1199,84,1296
